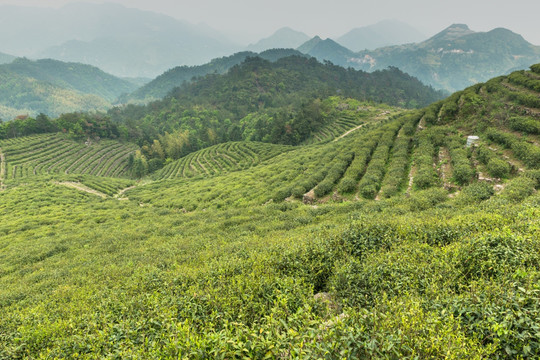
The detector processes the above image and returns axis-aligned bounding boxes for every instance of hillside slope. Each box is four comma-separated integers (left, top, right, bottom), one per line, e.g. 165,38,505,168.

109,56,444,167
0,68,110,120
299,24,540,92
356,24,540,92
122,49,306,103
1,65,540,358
0,58,139,120
3,58,138,102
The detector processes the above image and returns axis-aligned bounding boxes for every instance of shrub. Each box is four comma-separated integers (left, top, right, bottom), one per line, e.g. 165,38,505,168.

500,177,536,202
524,170,540,189
461,182,494,202
291,185,306,198
338,177,358,194
476,145,494,165
453,164,475,185
487,158,511,178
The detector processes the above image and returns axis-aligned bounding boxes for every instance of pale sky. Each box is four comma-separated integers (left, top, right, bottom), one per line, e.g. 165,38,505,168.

1,0,539,45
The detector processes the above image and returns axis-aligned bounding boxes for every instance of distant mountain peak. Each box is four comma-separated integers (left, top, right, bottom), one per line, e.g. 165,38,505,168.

246,27,310,53
447,24,471,31
428,24,475,43
297,36,324,53
336,20,426,51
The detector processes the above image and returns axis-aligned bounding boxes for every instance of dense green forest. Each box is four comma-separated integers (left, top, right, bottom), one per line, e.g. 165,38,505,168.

1,60,540,358
121,49,307,103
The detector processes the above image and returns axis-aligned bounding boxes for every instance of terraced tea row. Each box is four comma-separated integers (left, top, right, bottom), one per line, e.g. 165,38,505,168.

303,106,401,145
0,134,138,180
155,142,293,180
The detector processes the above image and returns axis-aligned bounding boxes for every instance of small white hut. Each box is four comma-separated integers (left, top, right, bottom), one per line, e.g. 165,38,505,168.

466,136,479,148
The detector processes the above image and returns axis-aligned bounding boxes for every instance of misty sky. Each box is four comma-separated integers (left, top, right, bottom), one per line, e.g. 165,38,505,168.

1,0,539,45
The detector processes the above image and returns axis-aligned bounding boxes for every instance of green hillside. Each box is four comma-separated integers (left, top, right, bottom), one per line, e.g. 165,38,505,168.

109,56,444,172
1,65,540,358
0,133,137,180
122,49,306,103
0,67,111,120
0,58,139,120
155,142,293,180
3,58,138,102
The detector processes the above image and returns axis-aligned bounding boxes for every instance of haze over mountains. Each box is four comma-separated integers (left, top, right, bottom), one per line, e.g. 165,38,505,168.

0,3,240,78
1,3,540,119
298,24,540,92
336,19,426,51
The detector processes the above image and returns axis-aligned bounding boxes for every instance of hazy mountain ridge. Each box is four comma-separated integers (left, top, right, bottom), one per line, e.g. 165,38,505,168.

0,3,240,78
4,58,137,102
297,37,357,66
297,24,540,92
246,27,310,53
355,25,540,91
336,19,426,51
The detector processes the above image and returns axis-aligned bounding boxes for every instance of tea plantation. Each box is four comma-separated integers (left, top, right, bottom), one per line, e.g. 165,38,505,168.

1,65,540,358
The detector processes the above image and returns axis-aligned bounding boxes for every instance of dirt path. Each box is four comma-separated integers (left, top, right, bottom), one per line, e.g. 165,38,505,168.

115,185,138,200
0,148,6,191
56,182,107,198
405,165,416,195
438,147,455,190
333,124,366,142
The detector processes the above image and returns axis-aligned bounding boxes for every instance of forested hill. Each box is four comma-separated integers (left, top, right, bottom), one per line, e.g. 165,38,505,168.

355,25,540,92
109,55,444,153
122,49,306,103
0,58,139,120
2,58,138,102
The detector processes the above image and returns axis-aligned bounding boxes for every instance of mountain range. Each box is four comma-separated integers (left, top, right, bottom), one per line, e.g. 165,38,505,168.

298,24,540,92
0,3,240,78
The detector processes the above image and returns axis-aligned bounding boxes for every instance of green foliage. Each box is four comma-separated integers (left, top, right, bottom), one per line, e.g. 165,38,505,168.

447,136,475,185
0,133,137,179
487,129,540,169
2,60,540,359
413,131,439,189
109,56,443,163
500,176,536,202
460,181,495,202
0,58,135,119
487,158,511,178
508,116,540,135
